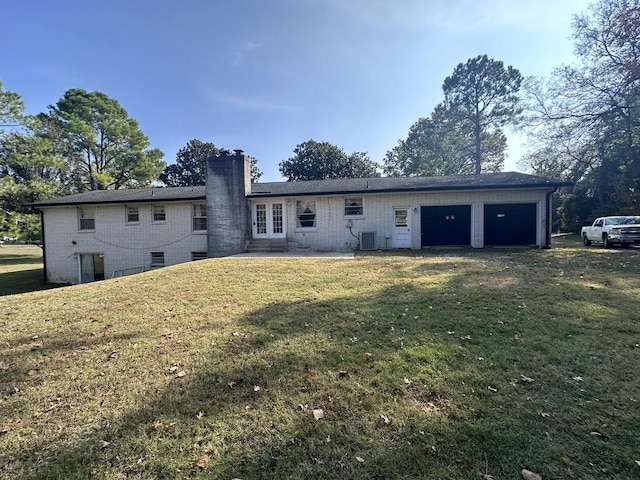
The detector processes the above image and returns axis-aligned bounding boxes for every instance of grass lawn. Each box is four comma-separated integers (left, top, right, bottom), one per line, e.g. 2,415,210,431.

1,239,639,479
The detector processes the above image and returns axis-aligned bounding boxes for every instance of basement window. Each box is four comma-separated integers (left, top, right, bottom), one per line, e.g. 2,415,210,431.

344,197,363,216
150,252,165,268
297,200,316,228
191,251,207,261
192,204,207,231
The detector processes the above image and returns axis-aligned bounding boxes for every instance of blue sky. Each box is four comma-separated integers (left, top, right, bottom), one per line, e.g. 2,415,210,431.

2,0,591,182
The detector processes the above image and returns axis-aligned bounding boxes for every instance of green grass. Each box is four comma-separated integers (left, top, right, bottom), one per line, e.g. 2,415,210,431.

1,239,640,479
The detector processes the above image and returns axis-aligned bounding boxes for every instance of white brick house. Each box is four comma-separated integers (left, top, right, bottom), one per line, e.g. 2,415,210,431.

31,151,569,284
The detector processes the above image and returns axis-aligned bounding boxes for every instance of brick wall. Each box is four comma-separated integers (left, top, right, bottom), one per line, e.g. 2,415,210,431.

41,201,207,283
253,188,552,251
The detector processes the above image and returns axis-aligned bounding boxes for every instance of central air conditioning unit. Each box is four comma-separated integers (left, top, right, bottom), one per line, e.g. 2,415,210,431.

359,231,376,251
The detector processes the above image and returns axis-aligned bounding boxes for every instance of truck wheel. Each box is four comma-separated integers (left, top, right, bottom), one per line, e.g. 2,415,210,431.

603,234,612,248
583,234,592,246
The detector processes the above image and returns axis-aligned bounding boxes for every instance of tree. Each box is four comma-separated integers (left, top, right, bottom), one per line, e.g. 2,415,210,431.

0,81,24,130
0,116,71,241
279,140,380,181
383,104,506,177
443,55,523,174
159,139,262,186
45,89,165,190
522,0,640,225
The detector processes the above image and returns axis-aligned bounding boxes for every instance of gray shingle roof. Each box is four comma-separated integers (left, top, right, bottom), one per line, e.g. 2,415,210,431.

29,186,206,207
30,172,570,207
248,172,570,197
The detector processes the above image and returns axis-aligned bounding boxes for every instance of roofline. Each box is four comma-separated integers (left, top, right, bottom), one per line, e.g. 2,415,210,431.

248,182,571,198
29,195,207,209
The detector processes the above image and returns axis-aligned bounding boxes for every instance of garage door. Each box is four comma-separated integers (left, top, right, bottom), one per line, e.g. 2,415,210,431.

421,205,471,246
484,203,537,246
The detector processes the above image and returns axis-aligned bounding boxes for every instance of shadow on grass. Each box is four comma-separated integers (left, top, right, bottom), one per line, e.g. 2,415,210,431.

3,257,640,479
0,268,64,296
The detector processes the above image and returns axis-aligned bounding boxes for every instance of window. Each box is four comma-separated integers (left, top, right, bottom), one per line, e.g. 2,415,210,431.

345,197,363,216
150,252,165,267
191,251,207,261
78,207,95,231
126,205,139,223
192,204,207,231
152,205,166,222
297,200,316,228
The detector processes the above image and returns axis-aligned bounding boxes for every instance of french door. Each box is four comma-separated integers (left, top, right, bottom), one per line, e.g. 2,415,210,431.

252,202,286,238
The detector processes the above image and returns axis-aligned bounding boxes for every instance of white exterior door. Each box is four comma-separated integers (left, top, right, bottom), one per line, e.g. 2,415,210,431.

252,202,286,238
393,208,411,248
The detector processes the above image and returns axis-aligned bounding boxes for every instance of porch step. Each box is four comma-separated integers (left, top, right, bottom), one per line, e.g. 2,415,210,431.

245,238,288,253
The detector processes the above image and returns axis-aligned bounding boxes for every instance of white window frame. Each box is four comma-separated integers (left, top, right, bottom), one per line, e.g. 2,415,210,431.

126,205,139,224
192,203,207,232
344,197,363,216
78,207,95,231
152,205,166,223
296,200,316,229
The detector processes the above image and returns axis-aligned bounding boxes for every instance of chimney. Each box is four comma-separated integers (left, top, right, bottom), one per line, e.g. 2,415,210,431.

205,149,252,257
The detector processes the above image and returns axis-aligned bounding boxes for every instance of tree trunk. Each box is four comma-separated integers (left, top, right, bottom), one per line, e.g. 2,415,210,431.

474,117,482,174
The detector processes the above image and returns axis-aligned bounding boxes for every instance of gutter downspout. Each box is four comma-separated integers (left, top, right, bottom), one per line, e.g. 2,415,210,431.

544,188,557,249
39,209,48,282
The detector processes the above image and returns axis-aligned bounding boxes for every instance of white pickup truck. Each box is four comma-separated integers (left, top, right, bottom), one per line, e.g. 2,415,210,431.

581,216,640,248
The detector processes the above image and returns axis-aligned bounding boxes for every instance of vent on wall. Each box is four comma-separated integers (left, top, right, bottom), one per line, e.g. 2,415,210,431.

360,231,376,251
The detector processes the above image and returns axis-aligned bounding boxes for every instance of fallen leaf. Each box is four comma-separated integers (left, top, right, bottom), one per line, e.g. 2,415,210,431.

168,366,179,373
175,370,186,378
520,374,534,383
460,335,471,341
313,408,324,420
538,411,551,418
573,376,583,382
338,370,348,378
355,456,365,463
197,411,204,419
488,386,497,392
27,369,39,376
403,378,411,384
380,414,390,424
635,460,640,467
482,475,495,480
253,385,261,392
98,440,110,449
228,381,236,389
1,421,22,434
590,431,602,436
196,451,213,468
108,351,118,360
521,469,542,480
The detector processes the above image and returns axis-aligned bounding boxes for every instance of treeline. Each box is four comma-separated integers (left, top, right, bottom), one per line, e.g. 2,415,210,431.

2,0,637,241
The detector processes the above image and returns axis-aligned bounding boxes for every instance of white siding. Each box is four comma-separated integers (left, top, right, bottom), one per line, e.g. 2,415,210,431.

253,188,552,251
41,202,207,284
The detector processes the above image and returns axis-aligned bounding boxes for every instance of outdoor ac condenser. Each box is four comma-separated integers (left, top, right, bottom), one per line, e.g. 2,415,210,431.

359,231,376,251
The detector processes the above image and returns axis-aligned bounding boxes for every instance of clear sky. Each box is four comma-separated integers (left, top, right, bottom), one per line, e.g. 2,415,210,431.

2,0,591,182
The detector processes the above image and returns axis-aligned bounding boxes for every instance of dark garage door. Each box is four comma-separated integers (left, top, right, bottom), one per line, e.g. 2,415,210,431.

484,203,537,246
421,205,471,246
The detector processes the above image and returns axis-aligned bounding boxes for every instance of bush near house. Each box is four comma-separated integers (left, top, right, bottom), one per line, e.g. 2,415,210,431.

1,241,639,479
